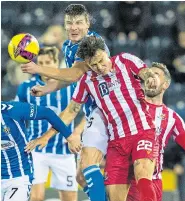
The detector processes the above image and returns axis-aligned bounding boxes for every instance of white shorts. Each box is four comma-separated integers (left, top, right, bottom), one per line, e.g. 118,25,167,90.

82,107,108,156
1,176,31,201
32,152,77,191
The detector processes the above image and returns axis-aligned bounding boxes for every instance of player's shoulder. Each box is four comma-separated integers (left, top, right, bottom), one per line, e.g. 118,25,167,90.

165,105,184,121
115,52,146,68
119,52,143,62
77,71,92,83
81,71,90,79
20,77,37,86
111,52,134,62
87,30,101,38
62,39,71,49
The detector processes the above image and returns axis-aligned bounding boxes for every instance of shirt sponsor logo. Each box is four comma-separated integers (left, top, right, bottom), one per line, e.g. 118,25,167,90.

99,82,109,97
98,79,121,97
1,140,15,150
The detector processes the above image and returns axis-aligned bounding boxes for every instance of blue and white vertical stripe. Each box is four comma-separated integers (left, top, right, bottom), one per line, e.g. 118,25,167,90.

1,114,34,180
15,76,74,155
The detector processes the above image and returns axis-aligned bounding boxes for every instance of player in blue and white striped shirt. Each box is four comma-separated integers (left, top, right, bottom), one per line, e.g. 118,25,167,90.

1,101,78,201
21,5,109,201
16,47,78,201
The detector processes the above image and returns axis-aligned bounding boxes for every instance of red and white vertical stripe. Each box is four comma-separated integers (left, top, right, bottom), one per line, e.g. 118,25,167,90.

73,53,155,140
147,103,185,180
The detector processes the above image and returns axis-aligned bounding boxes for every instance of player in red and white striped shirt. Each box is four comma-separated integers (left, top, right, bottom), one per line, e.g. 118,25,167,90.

73,36,159,201
127,62,185,201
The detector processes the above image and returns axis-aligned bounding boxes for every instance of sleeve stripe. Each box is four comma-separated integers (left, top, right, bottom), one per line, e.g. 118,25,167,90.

72,74,88,103
121,53,146,69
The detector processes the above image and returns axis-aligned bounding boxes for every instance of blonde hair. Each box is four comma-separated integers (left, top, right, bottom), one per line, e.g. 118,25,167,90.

151,62,171,84
38,46,59,65
40,25,67,45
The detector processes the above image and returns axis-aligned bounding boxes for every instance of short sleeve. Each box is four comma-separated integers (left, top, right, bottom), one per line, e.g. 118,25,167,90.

72,74,89,104
120,53,147,75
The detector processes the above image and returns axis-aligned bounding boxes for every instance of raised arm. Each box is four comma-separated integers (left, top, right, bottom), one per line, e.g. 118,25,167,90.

21,61,89,82
30,79,72,97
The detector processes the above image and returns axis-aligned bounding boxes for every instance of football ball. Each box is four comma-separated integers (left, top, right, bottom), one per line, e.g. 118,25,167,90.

8,33,40,64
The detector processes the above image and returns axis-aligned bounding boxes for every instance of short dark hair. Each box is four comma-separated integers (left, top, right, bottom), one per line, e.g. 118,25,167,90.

151,62,171,84
76,36,105,59
38,47,59,64
64,4,89,21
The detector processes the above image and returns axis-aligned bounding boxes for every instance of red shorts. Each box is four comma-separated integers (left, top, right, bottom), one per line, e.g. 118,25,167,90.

127,179,162,201
104,130,155,185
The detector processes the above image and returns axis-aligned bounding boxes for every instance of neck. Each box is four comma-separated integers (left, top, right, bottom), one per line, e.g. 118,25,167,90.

145,93,164,105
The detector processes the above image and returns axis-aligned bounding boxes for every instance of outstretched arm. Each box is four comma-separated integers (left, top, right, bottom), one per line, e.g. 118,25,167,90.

21,61,89,82
30,79,72,97
25,100,84,153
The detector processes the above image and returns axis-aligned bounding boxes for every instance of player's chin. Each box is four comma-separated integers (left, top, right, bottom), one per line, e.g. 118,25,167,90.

70,35,81,43
145,91,157,97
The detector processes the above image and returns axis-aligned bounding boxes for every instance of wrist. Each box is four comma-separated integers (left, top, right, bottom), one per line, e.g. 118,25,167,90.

43,129,56,140
66,134,73,142
74,128,82,135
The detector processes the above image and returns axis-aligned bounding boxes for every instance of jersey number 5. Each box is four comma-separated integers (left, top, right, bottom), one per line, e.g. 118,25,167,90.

137,140,152,151
87,117,94,128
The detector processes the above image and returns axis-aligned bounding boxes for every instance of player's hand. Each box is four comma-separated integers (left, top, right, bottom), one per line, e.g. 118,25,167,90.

67,133,82,154
21,61,41,74
31,85,48,97
145,76,158,89
24,136,49,153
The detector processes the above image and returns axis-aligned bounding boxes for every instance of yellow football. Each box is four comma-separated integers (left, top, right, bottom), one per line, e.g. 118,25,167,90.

8,33,40,63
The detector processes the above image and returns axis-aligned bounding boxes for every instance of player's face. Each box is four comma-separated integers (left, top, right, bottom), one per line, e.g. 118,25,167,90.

37,54,56,68
145,67,167,97
64,14,90,43
87,49,112,75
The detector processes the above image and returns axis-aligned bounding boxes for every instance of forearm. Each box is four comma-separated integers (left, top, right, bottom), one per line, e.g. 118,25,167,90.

38,62,88,82
41,127,58,141
36,107,71,138
42,100,82,140
59,100,82,125
45,79,71,93
73,116,86,136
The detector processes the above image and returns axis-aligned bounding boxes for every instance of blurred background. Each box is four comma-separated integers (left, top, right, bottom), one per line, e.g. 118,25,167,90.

1,1,185,201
